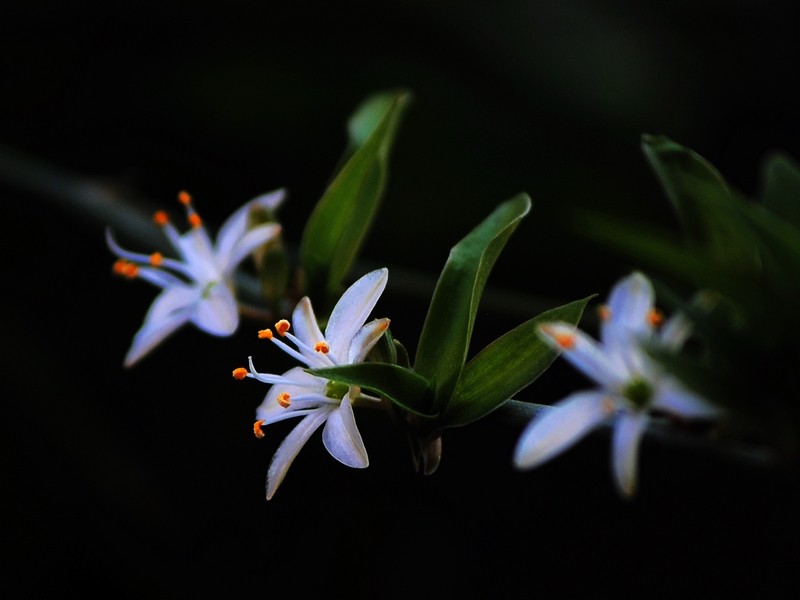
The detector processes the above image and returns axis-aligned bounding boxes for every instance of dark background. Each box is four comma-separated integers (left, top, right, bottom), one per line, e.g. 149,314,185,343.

2,1,798,596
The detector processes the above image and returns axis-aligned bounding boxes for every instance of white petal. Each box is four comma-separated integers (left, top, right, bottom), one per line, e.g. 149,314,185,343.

348,318,391,364
539,323,629,387
513,391,615,470
256,367,327,424
291,297,325,351
124,308,191,367
601,272,655,362
652,376,723,419
190,283,238,335
266,408,332,500
325,269,388,362
146,285,197,323
177,228,219,283
611,410,648,498
322,394,369,468
219,224,281,276
216,189,286,266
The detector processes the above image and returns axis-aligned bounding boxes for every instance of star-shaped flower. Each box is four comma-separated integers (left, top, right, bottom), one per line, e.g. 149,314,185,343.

233,268,389,499
108,189,284,366
513,272,722,497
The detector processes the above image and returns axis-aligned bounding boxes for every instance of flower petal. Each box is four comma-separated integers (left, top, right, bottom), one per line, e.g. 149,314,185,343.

266,407,332,500
652,376,723,418
219,224,281,277
611,410,648,498
124,307,191,367
291,297,325,354
513,391,615,470
659,312,693,352
325,268,388,362
256,367,327,424
177,228,219,283
348,318,391,364
145,284,197,324
322,394,369,468
601,272,655,363
539,323,629,387
190,283,238,335
216,188,286,266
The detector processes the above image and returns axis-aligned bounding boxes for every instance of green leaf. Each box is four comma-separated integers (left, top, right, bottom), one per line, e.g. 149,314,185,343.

760,152,800,229
300,90,411,309
642,134,758,269
414,194,531,412
444,296,594,428
307,363,435,418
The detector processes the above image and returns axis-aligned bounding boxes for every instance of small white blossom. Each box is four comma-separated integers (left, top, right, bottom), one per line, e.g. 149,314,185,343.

235,268,389,499
108,189,284,366
513,272,722,497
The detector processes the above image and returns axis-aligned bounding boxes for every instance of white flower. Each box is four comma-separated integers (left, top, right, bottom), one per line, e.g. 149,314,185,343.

513,272,722,497
234,268,389,499
108,189,284,366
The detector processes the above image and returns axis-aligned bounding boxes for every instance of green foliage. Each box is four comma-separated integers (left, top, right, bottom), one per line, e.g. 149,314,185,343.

414,193,531,413
445,295,594,428
300,90,411,312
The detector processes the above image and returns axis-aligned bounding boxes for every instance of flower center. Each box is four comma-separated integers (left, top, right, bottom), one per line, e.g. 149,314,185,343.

200,281,218,298
324,380,350,400
621,377,654,409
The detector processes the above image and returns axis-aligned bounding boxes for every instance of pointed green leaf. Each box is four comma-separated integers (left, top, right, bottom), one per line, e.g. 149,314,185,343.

307,363,436,418
760,152,800,229
414,194,531,412
300,90,411,309
642,134,758,269
444,296,594,428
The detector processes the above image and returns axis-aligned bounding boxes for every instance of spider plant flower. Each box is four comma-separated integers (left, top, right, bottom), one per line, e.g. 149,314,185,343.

513,272,722,497
108,189,284,366
233,268,389,499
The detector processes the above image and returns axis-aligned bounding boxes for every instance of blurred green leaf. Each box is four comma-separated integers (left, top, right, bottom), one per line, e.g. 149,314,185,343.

444,295,594,428
761,152,800,229
642,134,759,269
414,194,531,413
300,90,411,309
308,362,435,418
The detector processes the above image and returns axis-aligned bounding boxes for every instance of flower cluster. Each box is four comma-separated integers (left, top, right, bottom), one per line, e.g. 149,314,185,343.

513,272,722,496
233,269,389,499
108,189,284,366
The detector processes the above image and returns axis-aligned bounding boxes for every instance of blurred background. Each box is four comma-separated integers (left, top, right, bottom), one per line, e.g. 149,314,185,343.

2,0,798,596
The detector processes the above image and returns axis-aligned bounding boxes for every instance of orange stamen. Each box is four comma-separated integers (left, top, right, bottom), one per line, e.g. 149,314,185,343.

277,393,291,408
314,342,330,354
598,305,611,322
112,259,128,275
648,308,664,327
232,367,248,380
121,263,139,279
275,320,290,337
188,213,202,228
253,420,265,439
554,332,575,350
149,252,163,267
258,329,273,340
601,396,616,414
154,211,169,226
178,190,192,205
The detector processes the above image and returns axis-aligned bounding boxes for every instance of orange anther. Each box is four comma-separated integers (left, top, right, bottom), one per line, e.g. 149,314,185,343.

121,263,139,279
232,367,248,380
149,252,163,267
177,190,192,205
554,332,575,350
601,396,616,414
648,308,664,327
188,213,202,228
314,342,330,354
275,320,290,337
258,329,273,340
253,420,265,439
154,211,169,226
277,393,291,408
112,259,128,275
598,305,611,322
